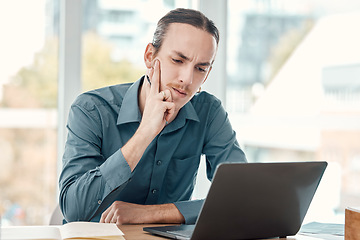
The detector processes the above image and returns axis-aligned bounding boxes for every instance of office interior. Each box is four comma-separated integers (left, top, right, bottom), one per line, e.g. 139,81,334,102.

0,0,360,226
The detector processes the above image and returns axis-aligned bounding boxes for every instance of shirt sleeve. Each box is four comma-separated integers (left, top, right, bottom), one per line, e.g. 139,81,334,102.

175,98,247,224
59,102,132,222
174,200,204,224
202,99,247,181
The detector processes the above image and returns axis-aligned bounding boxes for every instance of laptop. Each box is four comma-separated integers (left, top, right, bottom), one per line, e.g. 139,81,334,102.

143,161,327,240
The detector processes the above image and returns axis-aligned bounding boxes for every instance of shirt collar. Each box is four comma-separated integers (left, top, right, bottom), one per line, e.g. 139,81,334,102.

117,76,200,126
162,99,200,134
117,78,142,125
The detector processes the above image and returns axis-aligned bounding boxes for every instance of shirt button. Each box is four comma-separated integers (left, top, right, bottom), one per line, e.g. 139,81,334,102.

152,189,157,194
98,200,102,205
156,160,162,166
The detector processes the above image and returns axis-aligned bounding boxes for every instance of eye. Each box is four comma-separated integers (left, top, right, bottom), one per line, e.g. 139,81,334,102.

172,58,183,64
196,66,206,72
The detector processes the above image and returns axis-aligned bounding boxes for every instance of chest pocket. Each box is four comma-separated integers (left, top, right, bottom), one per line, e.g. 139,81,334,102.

162,155,201,201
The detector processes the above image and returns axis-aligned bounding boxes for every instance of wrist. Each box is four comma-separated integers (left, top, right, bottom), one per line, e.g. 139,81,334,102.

146,203,185,224
137,118,164,138
121,131,152,171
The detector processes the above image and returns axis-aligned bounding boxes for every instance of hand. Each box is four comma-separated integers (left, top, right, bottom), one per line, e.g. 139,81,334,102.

99,201,185,226
100,201,147,225
119,59,176,171
141,59,176,136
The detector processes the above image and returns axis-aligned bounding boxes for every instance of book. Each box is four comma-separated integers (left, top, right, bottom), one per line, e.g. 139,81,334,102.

1,221,125,240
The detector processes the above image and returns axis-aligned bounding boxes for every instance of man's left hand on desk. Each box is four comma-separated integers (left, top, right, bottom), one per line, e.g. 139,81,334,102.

99,201,185,226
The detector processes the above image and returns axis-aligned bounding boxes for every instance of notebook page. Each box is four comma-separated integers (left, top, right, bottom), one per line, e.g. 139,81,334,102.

59,222,123,239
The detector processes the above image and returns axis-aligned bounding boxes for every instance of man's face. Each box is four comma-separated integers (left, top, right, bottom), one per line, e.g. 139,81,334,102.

151,23,217,112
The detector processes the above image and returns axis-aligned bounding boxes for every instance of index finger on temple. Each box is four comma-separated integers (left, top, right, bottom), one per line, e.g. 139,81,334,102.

150,59,161,95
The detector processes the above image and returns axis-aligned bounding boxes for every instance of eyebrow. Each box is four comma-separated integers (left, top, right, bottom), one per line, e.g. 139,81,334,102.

174,51,212,67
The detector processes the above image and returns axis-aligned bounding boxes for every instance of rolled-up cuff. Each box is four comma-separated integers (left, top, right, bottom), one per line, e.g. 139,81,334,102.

174,199,204,224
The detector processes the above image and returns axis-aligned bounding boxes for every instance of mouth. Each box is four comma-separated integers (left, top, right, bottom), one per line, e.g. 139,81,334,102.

172,87,188,97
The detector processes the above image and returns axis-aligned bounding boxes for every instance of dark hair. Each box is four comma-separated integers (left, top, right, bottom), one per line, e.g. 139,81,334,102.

152,8,219,55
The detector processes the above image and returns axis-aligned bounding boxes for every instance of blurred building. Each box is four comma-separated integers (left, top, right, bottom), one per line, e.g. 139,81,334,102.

233,13,360,216
234,12,309,87
46,0,185,66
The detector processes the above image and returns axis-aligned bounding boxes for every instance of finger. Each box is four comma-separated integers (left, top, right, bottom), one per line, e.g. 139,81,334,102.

159,91,166,101
165,109,175,123
146,69,152,86
105,209,115,223
162,89,172,102
150,59,161,96
163,102,176,122
110,212,118,223
102,205,115,223
100,207,110,223
158,89,172,102
116,217,123,226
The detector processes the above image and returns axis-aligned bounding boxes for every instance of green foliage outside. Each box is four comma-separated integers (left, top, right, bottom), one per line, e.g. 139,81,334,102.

2,32,145,108
0,32,145,225
82,33,144,92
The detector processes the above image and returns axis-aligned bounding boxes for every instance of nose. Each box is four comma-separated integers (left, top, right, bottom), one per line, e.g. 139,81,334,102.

179,65,194,85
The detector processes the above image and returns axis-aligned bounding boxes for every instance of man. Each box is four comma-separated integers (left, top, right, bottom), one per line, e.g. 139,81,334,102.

59,8,246,226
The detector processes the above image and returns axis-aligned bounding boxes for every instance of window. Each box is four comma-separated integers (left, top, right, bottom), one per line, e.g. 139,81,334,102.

0,0,58,225
4,0,356,227
81,0,192,91
1,0,195,226
227,0,360,223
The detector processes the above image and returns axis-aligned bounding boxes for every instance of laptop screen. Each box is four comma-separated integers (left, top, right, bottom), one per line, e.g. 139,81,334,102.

144,161,327,240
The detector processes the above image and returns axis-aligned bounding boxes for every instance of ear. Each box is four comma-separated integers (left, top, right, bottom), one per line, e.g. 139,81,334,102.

144,43,156,69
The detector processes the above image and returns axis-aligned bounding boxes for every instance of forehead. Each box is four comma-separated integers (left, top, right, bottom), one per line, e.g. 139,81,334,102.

161,23,217,63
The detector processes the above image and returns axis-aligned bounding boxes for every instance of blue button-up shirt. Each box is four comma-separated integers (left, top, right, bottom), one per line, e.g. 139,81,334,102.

59,77,246,224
